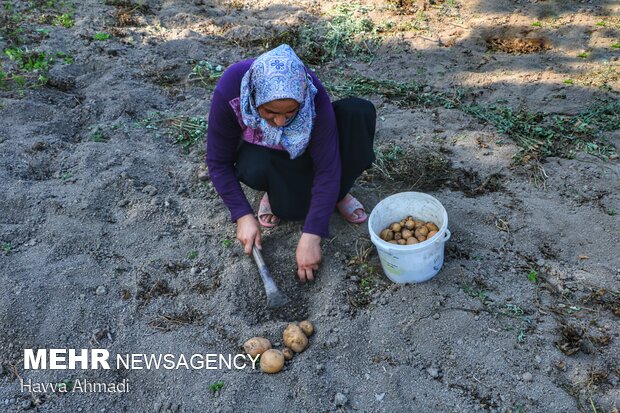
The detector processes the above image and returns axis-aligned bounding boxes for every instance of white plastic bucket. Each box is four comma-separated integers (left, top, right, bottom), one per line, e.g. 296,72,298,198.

368,192,451,283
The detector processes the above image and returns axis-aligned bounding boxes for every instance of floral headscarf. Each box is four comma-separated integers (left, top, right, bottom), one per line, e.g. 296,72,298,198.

239,44,317,159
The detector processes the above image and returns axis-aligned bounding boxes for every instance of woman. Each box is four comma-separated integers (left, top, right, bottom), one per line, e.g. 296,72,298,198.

206,44,376,282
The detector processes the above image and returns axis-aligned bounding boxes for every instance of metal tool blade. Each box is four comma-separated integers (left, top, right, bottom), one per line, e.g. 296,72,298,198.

252,246,290,308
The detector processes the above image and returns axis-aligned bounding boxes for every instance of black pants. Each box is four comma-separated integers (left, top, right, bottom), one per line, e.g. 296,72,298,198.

235,97,376,221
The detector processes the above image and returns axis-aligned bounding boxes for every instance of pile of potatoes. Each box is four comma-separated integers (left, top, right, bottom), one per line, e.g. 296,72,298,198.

379,215,440,245
243,320,314,374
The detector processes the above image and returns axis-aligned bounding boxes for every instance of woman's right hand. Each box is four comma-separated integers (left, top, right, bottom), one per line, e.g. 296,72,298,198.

236,213,262,254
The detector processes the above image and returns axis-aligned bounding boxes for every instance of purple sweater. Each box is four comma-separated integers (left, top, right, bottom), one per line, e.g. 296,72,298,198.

205,59,341,238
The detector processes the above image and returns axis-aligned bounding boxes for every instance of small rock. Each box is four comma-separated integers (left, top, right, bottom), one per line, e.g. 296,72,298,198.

432,313,440,320
142,185,158,196
364,373,371,380
21,399,31,409
535,355,542,363
375,392,385,402
334,392,347,407
350,276,359,282
79,293,86,300
315,363,324,372
198,171,210,181
190,267,199,276
117,199,129,207
522,372,533,382
31,141,47,151
427,367,440,378
96,286,107,296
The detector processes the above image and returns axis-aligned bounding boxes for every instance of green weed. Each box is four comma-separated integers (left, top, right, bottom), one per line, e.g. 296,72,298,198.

187,250,198,260
52,12,73,28
607,208,617,216
89,127,109,142
209,381,224,393
322,4,381,61
327,75,462,109
563,79,574,85
531,21,542,27
221,239,233,248
142,114,208,150
2,242,12,254
55,378,74,391
612,43,620,49
188,61,223,88
328,74,617,164
93,32,110,41
60,171,74,181
281,4,383,64
4,47,53,71
461,282,492,305
577,52,590,59
595,21,606,27
527,269,539,283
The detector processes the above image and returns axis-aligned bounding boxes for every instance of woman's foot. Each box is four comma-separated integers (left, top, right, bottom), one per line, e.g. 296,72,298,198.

257,193,280,228
336,193,367,224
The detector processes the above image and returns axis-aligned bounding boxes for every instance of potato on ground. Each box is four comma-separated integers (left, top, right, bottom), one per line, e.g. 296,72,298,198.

282,347,294,360
299,320,314,336
243,337,271,357
260,349,285,373
283,323,308,353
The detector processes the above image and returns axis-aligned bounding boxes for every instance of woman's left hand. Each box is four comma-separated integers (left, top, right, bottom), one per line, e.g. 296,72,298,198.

296,233,321,282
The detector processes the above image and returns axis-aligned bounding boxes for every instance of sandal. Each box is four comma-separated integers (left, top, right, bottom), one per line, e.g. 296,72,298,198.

336,194,368,224
257,193,280,228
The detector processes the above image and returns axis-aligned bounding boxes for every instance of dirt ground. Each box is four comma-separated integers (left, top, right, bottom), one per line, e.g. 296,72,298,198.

1,0,619,412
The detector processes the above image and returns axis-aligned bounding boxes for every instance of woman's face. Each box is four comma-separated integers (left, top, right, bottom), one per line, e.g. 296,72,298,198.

257,98,300,127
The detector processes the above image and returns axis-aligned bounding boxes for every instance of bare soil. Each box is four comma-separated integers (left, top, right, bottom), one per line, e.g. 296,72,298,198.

1,0,619,412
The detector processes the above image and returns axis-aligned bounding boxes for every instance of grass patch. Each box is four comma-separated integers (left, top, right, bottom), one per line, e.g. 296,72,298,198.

327,75,462,108
1,47,71,90
4,46,52,71
141,113,208,151
368,142,503,195
327,74,618,163
346,241,385,308
572,63,619,90
259,4,383,64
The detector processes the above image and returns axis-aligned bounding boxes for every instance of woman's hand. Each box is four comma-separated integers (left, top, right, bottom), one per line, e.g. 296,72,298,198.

296,233,321,282
236,214,262,254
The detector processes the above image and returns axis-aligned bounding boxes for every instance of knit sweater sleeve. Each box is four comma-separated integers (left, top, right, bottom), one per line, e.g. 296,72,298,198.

205,62,254,223
302,74,341,238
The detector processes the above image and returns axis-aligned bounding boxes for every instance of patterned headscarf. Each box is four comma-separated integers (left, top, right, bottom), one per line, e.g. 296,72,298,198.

240,44,317,159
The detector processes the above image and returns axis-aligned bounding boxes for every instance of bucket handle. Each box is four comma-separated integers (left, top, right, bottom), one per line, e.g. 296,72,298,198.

436,228,451,244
